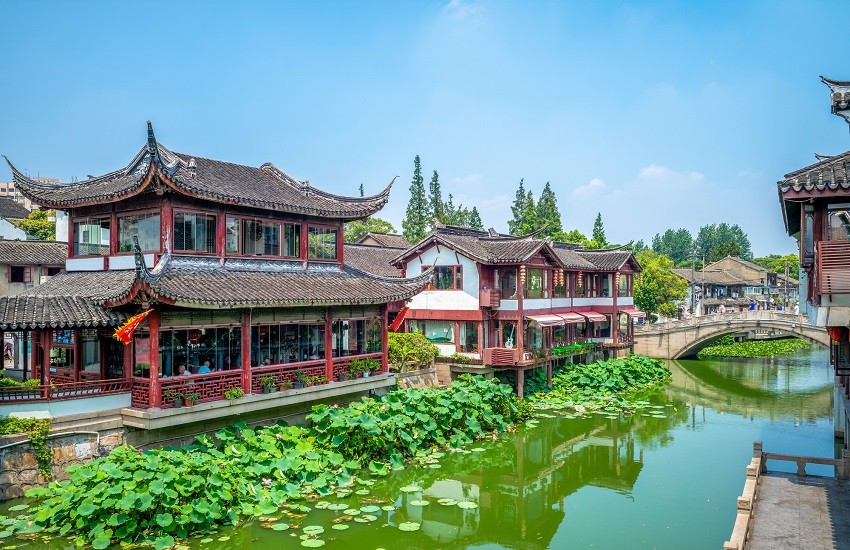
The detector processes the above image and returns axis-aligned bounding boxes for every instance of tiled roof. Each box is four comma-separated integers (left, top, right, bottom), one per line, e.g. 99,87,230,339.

0,295,126,330
0,240,67,265
396,226,552,265
551,246,596,270
150,257,427,307
343,244,403,278
0,198,30,220
671,268,754,286
575,250,634,271
4,122,391,219
777,148,850,195
0,255,429,328
358,232,411,249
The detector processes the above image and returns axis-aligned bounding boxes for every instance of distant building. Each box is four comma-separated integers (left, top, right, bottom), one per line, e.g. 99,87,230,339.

0,178,56,210
672,256,799,314
357,232,411,249
0,239,65,296
0,197,32,240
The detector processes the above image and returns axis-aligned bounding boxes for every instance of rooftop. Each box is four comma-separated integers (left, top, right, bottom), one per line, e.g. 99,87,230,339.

4,122,392,220
0,197,31,220
0,239,67,265
356,232,411,249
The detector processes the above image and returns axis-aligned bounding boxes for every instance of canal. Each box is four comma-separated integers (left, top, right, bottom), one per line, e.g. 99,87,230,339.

3,348,836,549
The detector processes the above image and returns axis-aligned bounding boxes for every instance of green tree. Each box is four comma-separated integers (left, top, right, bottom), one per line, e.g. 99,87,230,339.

556,229,589,245
402,155,429,243
651,228,694,265
592,213,607,247
634,250,688,319
427,170,444,226
630,239,648,254
752,254,800,279
15,209,55,240
469,207,483,230
517,190,540,235
344,217,396,243
535,182,563,238
695,223,752,262
508,178,527,235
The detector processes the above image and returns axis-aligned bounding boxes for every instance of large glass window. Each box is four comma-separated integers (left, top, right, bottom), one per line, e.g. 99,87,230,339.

242,219,279,256
159,326,242,376
432,265,463,290
118,212,160,253
81,330,100,374
308,227,338,260
524,268,546,299
409,320,454,344
618,273,630,297
73,217,110,256
332,319,381,356
828,207,850,242
500,268,517,299
251,323,325,366
174,212,216,253
461,321,478,352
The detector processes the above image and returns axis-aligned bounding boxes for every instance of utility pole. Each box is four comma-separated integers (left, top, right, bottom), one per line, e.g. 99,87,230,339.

690,249,696,316
784,260,789,311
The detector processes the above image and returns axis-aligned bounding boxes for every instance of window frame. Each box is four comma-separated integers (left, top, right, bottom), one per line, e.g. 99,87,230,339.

71,216,112,258
307,225,339,261
172,209,217,255
116,208,161,255
425,265,464,291
8,265,31,284
225,214,301,259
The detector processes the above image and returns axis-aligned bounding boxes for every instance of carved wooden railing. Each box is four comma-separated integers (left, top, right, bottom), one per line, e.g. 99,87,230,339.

479,288,501,308
0,378,131,402
156,370,243,409
250,360,326,393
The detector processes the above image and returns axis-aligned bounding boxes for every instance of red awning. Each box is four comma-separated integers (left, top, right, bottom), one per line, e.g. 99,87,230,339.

578,310,607,322
619,307,646,319
554,312,585,323
526,314,566,327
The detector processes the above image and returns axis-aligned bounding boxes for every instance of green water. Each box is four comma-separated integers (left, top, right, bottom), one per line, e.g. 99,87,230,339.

3,348,837,549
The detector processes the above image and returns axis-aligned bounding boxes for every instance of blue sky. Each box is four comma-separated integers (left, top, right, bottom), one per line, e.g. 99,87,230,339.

1,0,848,255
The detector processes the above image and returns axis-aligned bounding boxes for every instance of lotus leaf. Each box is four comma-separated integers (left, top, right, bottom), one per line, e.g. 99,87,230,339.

331,524,350,530
398,521,421,531
301,540,326,548
271,523,290,531
457,501,478,509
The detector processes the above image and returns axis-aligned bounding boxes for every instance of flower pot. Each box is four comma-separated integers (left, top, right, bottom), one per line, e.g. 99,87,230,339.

279,386,290,392
262,386,273,394
173,398,183,408
337,373,349,382
362,371,370,378
293,382,304,389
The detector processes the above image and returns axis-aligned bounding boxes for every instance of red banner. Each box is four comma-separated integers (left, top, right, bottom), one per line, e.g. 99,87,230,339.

113,309,153,345
389,307,409,332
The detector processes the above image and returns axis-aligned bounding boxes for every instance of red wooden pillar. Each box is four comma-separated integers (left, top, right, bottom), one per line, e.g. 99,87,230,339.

161,202,173,253
29,332,37,383
123,337,133,381
300,224,309,267
612,273,619,344
241,309,252,394
109,212,118,257
325,308,334,381
148,311,161,408
453,322,461,353
41,329,51,398
73,331,82,382
380,304,389,373
216,211,226,259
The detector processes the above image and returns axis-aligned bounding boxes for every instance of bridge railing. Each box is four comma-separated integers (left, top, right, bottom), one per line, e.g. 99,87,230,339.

634,311,809,332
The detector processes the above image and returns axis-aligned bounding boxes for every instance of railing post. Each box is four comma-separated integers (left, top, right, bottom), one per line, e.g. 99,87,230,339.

148,310,161,408
241,309,252,394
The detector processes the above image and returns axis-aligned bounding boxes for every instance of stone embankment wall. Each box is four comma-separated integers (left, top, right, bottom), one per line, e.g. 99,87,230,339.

396,366,440,388
0,428,125,500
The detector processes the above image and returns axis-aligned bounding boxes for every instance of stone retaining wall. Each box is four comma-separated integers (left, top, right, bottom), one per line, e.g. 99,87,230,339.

0,428,125,500
396,366,440,388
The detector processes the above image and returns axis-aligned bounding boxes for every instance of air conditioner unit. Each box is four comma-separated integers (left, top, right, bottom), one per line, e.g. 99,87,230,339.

40,276,49,285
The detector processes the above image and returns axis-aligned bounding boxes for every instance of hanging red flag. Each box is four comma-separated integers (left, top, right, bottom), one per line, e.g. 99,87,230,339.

389,307,409,332
113,309,153,345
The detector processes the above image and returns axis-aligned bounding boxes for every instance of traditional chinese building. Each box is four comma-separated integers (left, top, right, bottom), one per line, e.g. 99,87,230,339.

778,76,850,439
0,122,429,419
391,225,643,395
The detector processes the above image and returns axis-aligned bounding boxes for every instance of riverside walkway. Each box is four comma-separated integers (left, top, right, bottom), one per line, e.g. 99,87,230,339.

749,473,850,550
725,442,850,550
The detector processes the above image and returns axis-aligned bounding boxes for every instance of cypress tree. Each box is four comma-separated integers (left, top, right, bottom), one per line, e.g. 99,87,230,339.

469,207,483,230
508,178,527,235
592,212,607,246
536,182,563,237
519,190,539,234
428,170,444,226
402,155,429,243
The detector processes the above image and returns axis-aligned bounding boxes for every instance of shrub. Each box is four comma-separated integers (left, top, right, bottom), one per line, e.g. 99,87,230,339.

387,332,439,372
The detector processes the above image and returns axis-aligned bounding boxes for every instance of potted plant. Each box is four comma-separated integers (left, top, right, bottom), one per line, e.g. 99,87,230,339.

224,387,243,402
184,392,200,407
260,375,277,394
351,358,380,378
309,374,328,386
337,370,350,382
279,379,292,392
164,389,182,408
293,370,308,389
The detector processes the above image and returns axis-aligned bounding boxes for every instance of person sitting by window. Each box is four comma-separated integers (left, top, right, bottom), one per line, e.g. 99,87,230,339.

177,364,191,376
263,356,272,366
197,360,212,374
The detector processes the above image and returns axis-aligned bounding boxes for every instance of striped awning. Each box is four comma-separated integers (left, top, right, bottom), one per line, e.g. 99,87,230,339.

619,307,646,319
578,310,607,322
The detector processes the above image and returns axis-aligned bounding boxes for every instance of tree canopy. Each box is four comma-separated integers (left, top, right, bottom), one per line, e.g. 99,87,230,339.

15,209,55,240
402,155,429,243
751,254,800,280
651,228,694,265
694,223,752,262
344,217,396,243
591,213,607,247
634,250,688,319
536,182,563,238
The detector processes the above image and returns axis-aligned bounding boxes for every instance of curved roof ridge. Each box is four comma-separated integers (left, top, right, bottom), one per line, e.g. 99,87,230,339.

343,263,434,286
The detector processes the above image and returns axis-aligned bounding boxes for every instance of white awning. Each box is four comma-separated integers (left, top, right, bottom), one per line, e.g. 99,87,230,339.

619,307,646,319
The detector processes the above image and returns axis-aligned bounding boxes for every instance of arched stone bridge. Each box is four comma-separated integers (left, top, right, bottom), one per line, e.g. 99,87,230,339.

632,311,830,359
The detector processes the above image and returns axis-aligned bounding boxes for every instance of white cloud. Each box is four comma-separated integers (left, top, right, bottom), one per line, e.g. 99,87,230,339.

638,164,671,179
442,0,483,22
569,177,605,197
450,173,482,188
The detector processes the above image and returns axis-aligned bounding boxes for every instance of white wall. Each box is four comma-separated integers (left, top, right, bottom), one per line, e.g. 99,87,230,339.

0,219,27,240
404,244,479,300
55,210,68,243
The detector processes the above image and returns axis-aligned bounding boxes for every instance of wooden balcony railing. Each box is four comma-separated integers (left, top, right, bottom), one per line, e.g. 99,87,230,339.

483,347,519,366
817,241,850,298
480,288,501,308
